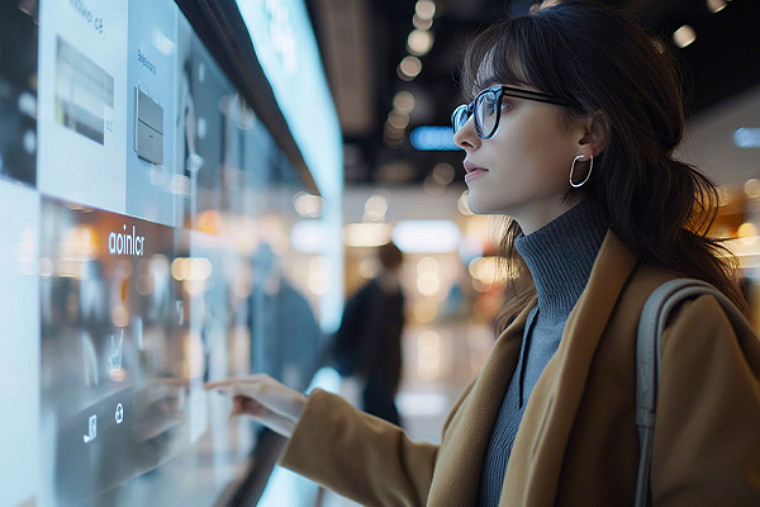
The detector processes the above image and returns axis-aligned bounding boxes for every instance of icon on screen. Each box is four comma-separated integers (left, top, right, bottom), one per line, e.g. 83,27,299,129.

115,403,124,424
83,414,97,443
110,329,124,371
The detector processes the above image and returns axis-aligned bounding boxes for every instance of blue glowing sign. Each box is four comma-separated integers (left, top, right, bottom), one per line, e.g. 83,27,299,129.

735,128,760,149
410,126,461,151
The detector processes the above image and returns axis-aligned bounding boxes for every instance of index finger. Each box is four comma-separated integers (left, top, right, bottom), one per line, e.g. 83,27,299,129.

204,374,269,391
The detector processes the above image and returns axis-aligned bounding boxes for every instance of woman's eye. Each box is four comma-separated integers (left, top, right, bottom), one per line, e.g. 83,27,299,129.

483,97,501,116
485,99,511,117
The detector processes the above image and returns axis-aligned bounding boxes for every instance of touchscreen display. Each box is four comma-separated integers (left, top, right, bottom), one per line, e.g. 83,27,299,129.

0,0,331,505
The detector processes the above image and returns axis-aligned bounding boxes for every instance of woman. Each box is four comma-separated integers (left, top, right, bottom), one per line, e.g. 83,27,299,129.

208,1,760,504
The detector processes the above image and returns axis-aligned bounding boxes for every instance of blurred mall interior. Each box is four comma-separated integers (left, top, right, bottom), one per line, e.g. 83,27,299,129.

1,0,759,505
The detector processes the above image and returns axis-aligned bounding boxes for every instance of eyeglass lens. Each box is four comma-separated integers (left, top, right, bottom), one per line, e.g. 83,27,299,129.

475,89,500,138
452,106,468,135
452,88,501,139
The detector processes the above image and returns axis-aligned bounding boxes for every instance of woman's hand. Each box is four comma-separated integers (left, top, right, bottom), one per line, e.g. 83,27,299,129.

205,374,306,438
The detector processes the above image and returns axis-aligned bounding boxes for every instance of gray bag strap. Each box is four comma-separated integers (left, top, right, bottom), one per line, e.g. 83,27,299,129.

634,277,754,507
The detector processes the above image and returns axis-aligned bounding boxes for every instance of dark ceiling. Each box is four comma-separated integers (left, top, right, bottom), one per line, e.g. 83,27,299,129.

306,0,760,187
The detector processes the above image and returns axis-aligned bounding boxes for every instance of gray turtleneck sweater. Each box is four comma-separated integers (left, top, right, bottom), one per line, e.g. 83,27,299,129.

478,199,608,506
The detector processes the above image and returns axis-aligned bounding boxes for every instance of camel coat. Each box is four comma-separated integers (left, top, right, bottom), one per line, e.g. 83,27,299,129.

279,231,760,506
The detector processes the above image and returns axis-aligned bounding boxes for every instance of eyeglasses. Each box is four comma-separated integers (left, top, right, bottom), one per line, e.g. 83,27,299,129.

451,85,578,139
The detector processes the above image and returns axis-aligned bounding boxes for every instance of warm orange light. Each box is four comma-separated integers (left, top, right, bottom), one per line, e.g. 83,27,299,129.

195,209,222,234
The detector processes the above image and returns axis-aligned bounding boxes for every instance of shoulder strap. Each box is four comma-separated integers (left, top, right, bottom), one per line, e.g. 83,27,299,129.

634,277,754,507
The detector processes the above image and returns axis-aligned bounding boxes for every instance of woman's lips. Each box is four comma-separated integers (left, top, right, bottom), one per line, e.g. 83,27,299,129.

463,161,488,182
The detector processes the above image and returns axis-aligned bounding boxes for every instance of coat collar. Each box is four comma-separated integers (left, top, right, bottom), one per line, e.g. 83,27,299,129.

427,229,639,506
501,229,639,503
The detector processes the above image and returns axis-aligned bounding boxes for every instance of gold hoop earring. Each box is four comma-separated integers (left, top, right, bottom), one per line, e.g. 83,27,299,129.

569,154,593,188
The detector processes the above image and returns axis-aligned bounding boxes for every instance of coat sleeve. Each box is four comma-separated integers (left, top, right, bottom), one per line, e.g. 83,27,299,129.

279,389,438,506
653,294,760,506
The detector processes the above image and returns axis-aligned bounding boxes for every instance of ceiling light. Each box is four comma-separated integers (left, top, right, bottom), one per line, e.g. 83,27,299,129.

363,194,389,222
293,192,323,218
387,111,409,129
744,179,760,199
392,220,460,253
393,91,415,114
707,0,728,13
416,271,440,296
415,0,436,20
673,25,696,48
398,56,422,80
413,14,433,30
407,29,434,56
343,223,392,247
384,123,404,138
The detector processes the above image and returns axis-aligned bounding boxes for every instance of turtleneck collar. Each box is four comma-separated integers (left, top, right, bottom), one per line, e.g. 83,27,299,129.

513,198,608,320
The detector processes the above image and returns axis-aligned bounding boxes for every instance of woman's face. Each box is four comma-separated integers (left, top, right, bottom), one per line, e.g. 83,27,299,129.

454,84,589,234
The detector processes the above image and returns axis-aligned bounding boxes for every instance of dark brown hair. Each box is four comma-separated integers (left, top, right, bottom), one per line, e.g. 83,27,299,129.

377,241,404,271
458,0,749,330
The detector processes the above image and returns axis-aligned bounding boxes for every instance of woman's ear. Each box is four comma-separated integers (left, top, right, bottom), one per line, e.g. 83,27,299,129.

579,111,609,157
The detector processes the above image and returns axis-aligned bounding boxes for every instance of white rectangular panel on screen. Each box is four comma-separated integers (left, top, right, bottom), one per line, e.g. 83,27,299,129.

38,0,128,212
126,1,179,227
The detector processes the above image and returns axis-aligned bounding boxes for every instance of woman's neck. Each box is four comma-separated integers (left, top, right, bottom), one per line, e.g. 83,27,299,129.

513,199,608,318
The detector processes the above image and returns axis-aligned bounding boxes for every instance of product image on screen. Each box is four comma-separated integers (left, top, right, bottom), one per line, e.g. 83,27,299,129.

39,197,203,504
55,36,115,147
135,87,164,164
0,1,38,185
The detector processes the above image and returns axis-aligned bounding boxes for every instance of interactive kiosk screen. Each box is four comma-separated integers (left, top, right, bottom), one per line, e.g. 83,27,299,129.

0,1,327,505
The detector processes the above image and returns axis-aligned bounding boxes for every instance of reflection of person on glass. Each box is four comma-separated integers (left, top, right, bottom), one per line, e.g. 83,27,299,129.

249,243,322,391
207,2,760,504
176,58,204,228
333,241,405,426
40,260,108,399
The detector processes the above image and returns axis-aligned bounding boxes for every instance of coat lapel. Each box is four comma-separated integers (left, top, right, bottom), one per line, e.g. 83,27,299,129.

427,298,536,505
501,230,639,505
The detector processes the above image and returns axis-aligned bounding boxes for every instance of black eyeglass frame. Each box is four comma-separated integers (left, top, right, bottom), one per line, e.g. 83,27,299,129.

451,84,579,139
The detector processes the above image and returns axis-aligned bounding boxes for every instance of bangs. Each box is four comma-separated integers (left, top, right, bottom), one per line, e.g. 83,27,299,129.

459,10,574,106
460,18,533,100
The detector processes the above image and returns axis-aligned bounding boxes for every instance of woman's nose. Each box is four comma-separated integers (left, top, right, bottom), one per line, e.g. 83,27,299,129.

453,117,480,150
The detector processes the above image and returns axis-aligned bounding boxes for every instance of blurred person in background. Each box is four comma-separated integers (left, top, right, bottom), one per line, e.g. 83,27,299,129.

332,241,405,426
208,1,760,504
